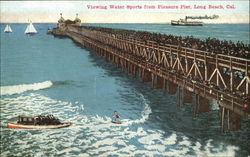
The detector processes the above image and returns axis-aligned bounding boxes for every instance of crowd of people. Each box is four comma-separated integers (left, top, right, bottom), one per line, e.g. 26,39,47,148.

84,26,250,59
78,26,250,108
35,115,61,125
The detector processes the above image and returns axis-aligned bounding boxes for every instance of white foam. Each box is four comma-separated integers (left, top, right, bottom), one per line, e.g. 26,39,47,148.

122,93,152,126
144,144,165,152
162,133,177,145
136,127,147,136
138,133,162,145
179,136,191,146
0,81,53,95
96,145,118,152
56,147,81,156
0,93,84,125
1,93,241,157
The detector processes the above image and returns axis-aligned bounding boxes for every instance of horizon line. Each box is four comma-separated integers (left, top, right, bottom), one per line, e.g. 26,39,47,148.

0,22,249,24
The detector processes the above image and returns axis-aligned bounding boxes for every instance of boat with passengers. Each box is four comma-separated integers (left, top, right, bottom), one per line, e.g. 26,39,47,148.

7,115,72,129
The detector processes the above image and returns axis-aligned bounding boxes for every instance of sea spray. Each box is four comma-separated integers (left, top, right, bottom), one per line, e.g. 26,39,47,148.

0,81,53,95
122,93,152,125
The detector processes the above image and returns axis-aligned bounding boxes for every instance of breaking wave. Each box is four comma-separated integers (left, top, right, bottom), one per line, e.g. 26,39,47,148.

122,93,152,125
0,81,53,96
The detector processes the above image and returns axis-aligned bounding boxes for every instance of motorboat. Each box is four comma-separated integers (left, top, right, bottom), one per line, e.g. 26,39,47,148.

7,115,72,129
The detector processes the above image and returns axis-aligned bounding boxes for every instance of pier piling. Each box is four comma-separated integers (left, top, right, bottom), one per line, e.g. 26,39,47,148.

51,25,250,131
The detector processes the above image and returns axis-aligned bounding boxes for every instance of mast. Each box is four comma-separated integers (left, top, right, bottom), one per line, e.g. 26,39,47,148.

29,21,37,33
25,20,30,33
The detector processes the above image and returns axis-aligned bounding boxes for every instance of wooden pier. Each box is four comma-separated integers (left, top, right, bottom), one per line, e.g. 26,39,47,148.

52,25,250,132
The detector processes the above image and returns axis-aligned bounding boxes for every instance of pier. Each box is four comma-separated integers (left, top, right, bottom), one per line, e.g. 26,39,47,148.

51,24,250,132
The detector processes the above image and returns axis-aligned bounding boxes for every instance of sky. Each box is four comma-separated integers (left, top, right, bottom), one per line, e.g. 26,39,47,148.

0,1,249,23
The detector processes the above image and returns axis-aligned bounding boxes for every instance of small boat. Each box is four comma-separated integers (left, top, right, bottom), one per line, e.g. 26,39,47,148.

7,115,72,129
4,24,12,33
25,20,37,34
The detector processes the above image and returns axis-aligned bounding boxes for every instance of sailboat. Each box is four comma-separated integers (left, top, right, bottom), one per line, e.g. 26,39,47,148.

25,20,37,34
4,24,12,33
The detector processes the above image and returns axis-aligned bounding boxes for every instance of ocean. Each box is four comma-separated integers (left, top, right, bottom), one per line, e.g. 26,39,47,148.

0,23,249,157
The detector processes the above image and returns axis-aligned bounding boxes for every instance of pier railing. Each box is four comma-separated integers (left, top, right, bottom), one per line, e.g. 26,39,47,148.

68,26,249,94
52,25,250,131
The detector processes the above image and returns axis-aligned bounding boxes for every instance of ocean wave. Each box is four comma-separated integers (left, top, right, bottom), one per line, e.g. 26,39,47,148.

116,93,152,126
0,81,53,96
85,92,152,127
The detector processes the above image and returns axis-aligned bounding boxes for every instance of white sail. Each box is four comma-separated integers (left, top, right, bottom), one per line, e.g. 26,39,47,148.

25,21,37,34
29,23,37,33
4,25,8,32
4,25,12,33
24,24,30,34
8,25,12,32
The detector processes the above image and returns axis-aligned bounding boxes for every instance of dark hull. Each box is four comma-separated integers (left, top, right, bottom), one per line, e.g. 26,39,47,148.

171,20,203,26
7,122,72,129
171,22,203,26
111,120,122,124
26,32,37,35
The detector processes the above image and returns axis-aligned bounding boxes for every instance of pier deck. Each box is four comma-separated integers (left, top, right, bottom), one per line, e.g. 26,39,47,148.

52,25,250,132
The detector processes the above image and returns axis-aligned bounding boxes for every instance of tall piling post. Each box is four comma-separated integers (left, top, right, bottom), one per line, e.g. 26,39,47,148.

163,79,166,96
177,86,181,107
227,109,230,130
193,94,199,118
152,74,155,88
221,106,225,133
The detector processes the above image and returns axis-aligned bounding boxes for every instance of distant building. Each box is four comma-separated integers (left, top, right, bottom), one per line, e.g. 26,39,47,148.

57,13,81,28
57,13,65,28
74,13,81,26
